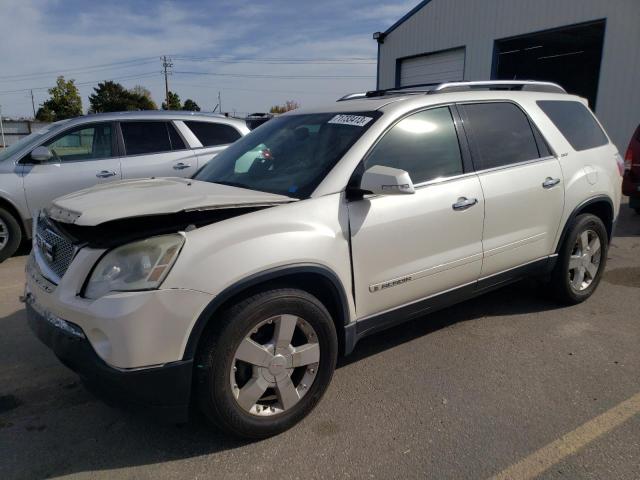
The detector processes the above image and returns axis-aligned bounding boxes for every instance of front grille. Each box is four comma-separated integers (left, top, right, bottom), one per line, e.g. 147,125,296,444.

35,216,77,281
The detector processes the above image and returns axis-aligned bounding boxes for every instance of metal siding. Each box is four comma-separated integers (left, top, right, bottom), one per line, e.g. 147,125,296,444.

378,0,640,150
399,48,465,86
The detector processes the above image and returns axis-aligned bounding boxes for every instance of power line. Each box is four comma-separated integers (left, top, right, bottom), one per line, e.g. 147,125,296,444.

0,57,158,82
172,55,375,65
0,72,159,96
173,71,374,79
170,81,347,96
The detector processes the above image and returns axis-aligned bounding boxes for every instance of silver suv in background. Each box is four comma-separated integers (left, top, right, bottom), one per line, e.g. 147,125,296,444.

0,111,249,260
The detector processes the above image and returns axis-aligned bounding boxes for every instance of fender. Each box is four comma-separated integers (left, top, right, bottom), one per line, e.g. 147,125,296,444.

181,263,351,360
0,193,29,237
555,195,614,253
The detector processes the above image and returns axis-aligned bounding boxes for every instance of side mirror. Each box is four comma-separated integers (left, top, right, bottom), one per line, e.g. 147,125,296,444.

30,146,53,162
359,165,415,195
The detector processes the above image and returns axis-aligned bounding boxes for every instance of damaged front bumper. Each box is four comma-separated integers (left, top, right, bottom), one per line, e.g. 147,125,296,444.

26,297,193,423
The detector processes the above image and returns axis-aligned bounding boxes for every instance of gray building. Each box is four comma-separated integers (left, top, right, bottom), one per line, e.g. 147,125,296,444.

375,0,640,150
0,119,49,148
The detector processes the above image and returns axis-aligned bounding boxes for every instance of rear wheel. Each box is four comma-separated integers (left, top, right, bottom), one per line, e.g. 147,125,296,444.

549,213,608,304
195,288,338,439
0,207,22,262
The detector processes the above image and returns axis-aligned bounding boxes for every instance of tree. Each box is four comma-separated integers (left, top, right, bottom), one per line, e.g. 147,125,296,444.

182,99,200,111
35,76,82,121
88,81,157,113
162,91,181,110
35,105,56,122
129,85,157,110
269,100,300,114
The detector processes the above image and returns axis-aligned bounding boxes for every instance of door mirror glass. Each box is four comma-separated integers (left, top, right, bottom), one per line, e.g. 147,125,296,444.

30,146,53,162
359,165,415,195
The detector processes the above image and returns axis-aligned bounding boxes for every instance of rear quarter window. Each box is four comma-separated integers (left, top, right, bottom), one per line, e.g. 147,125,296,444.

537,101,608,151
185,121,242,147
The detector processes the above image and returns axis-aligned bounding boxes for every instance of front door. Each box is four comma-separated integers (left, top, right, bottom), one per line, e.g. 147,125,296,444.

348,106,485,319
119,121,197,179
23,121,121,215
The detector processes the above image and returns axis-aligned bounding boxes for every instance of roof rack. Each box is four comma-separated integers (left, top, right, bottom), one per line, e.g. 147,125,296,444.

336,80,565,101
430,80,566,94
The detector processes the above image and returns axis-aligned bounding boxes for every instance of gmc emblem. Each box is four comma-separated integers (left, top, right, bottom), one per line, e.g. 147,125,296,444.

36,233,55,263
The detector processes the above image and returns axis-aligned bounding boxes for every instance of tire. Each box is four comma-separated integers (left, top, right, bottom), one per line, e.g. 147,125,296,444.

195,288,338,439
0,207,22,262
549,213,608,305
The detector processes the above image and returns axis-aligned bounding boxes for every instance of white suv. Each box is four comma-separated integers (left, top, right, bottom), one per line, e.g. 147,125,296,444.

24,81,623,438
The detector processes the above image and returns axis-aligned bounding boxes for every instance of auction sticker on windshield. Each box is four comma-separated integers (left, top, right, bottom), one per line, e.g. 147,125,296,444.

328,114,373,127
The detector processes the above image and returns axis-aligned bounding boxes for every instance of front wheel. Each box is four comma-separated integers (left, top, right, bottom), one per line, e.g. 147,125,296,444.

0,207,22,262
549,213,608,304
195,289,338,439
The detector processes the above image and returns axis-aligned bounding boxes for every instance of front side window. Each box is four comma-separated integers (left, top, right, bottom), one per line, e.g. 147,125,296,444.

44,123,113,161
185,121,242,147
365,107,463,184
195,112,381,198
462,102,540,170
120,121,175,155
537,100,608,151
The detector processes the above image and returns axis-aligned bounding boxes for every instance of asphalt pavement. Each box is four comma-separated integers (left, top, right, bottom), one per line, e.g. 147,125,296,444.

1,205,639,480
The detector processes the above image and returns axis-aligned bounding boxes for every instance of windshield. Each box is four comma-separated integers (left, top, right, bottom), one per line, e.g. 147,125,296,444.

194,112,381,198
0,121,68,163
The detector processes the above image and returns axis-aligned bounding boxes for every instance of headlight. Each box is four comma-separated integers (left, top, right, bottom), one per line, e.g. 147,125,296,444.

84,234,185,300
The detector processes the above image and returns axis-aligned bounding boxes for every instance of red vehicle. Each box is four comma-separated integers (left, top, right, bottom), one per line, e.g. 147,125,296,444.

622,124,640,214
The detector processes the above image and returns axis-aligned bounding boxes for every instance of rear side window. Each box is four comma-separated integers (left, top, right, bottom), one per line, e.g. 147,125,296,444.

365,106,463,184
185,121,241,147
462,102,540,170
537,101,608,151
121,121,175,155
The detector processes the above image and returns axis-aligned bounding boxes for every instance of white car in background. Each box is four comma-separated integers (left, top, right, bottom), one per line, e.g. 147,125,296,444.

0,111,249,260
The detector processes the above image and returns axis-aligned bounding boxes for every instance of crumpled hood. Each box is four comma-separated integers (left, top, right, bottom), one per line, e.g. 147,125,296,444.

47,177,295,226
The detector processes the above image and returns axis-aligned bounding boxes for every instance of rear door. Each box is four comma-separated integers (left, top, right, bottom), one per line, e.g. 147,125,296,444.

459,101,564,278
181,120,243,170
22,121,121,215
118,120,196,178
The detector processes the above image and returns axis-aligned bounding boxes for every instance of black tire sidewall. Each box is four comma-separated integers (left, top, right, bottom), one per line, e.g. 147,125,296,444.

555,214,608,303
196,289,338,439
0,208,22,262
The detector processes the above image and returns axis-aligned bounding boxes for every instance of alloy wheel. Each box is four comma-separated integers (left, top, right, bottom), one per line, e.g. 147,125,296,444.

568,229,602,291
230,314,320,416
0,217,8,251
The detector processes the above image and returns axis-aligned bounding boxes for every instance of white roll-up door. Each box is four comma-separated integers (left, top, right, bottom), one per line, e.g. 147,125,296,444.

399,48,465,87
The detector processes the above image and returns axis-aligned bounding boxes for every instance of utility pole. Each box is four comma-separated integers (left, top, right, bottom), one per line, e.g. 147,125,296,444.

161,56,173,109
30,90,36,118
218,91,222,114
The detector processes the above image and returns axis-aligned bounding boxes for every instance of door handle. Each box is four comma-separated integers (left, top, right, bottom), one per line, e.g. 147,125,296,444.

173,162,192,170
542,177,561,189
96,170,117,178
452,197,478,211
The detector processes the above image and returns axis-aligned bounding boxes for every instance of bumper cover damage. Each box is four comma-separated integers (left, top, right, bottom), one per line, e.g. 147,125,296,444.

27,301,193,423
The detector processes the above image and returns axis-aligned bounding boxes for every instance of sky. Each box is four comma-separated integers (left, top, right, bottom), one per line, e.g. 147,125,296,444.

0,0,419,118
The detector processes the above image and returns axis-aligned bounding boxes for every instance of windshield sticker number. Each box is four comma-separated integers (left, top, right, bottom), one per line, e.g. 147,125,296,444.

328,114,373,127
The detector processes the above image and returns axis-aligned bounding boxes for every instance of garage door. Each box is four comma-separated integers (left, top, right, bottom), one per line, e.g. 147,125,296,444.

399,48,465,87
